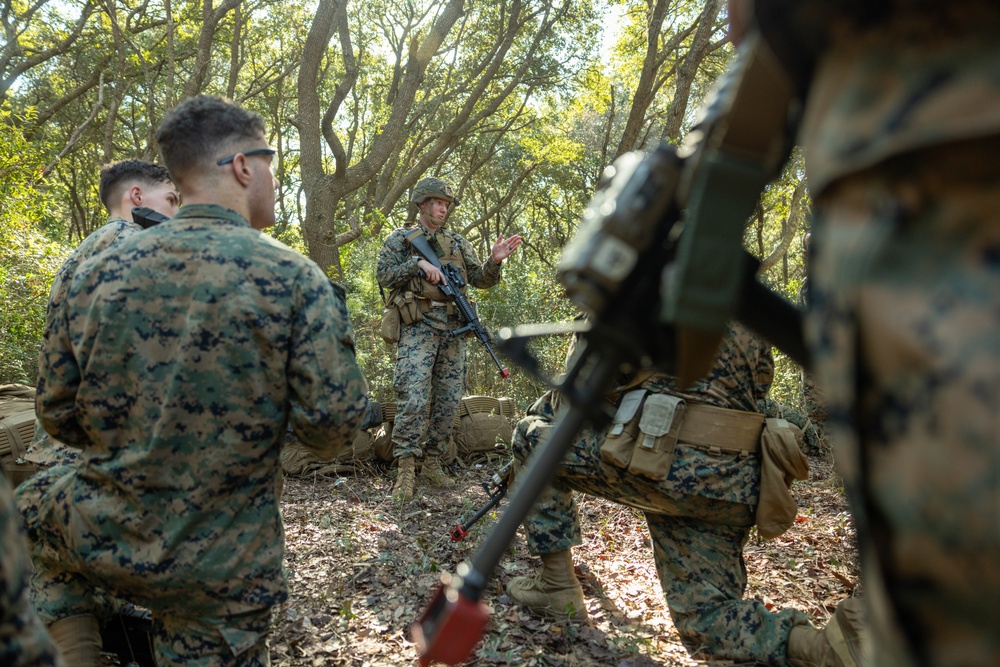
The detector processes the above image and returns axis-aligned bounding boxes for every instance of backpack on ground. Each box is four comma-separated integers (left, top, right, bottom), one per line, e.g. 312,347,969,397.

0,384,38,487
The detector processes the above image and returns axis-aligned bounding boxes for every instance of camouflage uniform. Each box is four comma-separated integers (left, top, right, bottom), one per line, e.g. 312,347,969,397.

376,224,501,460
18,204,369,664
757,397,826,457
513,323,812,665
27,217,144,471
0,474,63,667
795,2,1000,664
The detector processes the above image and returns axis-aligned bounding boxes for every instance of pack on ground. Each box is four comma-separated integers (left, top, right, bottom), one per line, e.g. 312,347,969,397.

454,395,515,464
280,430,376,476
0,384,38,487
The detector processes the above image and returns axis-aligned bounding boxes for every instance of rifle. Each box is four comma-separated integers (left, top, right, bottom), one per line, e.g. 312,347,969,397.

100,604,154,667
406,229,510,379
449,461,513,542
131,207,171,229
412,31,810,666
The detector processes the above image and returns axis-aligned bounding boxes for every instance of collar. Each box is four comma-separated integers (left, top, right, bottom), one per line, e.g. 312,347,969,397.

174,204,251,227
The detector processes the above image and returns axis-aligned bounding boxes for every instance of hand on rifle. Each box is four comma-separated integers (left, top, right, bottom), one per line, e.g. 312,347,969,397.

418,259,446,285
490,234,522,264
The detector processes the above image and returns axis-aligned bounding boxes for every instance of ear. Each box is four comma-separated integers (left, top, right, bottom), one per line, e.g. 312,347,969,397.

230,155,254,188
128,185,143,206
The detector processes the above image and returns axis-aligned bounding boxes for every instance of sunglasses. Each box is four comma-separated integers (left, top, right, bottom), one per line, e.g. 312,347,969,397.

216,147,277,165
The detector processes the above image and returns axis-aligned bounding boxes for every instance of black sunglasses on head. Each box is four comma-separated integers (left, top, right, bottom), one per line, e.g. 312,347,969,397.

216,147,276,165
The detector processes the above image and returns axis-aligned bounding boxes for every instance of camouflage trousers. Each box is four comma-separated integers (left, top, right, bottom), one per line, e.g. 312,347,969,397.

25,418,83,469
0,474,63,667
808,137,1000,666
391,319,467,460
512,411,810,666
16,465,272,666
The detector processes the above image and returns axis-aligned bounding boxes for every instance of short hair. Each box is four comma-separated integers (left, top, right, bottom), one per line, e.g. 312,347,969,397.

98,160,173,211
155,95,267,175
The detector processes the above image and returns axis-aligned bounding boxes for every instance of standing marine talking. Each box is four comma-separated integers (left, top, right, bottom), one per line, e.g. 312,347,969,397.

376,177,521,501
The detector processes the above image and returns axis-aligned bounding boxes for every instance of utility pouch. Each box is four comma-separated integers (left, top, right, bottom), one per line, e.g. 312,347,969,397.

627,394,685,481
394,290,423,325
599,390,647,468
380,306,401,345
757,417,810,539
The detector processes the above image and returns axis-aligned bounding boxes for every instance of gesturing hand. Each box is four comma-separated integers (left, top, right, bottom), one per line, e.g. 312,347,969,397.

491,233,523,264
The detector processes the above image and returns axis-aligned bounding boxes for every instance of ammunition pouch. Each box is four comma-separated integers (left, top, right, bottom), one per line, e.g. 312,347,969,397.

380,307,401,344
600,391,685,481
757,417,810,539
601,391,763,482
392,290,423,326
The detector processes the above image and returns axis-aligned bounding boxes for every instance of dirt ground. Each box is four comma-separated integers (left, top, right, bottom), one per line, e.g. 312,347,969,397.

268,454,860,667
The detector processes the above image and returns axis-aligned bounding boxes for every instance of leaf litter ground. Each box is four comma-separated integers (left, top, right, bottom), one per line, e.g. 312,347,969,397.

266,455,859,667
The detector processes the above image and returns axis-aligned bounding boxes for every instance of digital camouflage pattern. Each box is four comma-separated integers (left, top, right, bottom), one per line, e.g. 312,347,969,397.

757,396,826,457
377,225,501,459
27,217,144,471
409,177,459,208
807,138,1000,665
18,203,368,661
513,323,813,665
798,2,1000,196
376,225,501,331
46,217,143,313
145,607,271,666
0,474,63,667
390,321,467,460
799,3,1000,664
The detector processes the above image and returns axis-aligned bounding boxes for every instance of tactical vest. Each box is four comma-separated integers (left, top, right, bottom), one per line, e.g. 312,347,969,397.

409,227,469,302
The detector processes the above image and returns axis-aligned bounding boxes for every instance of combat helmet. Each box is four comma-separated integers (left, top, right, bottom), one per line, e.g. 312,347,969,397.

410,177,460,210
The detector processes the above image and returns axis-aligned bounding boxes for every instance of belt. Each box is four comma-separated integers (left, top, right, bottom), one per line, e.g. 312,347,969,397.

679,403,763,454
416,299,455,316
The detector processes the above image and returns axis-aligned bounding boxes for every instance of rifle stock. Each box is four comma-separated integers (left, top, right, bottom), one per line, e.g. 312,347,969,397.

130,207,171,229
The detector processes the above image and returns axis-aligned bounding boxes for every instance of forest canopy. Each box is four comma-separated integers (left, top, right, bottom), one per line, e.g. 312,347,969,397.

1,0,811,408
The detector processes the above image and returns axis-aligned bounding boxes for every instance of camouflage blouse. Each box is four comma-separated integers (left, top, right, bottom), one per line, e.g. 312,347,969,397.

376,223,501,330
35,204,369,616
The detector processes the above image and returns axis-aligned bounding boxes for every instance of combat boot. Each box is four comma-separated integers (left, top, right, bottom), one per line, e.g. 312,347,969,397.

49,614,102,667
393,456,416,502
787,597,868,667
507,550,587,618
420,455,455,488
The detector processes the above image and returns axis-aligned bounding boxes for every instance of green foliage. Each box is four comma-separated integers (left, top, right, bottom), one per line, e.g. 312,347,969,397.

0,107,69,384
1,0,815,410
749,151,813,411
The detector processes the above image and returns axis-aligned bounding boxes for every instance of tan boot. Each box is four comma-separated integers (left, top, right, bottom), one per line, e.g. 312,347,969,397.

393,456,416,502
48,614,102,667
787,597,868,667
507,550,587,618
420,455,455,488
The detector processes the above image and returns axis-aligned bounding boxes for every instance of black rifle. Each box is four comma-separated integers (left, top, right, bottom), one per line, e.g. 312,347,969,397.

449,461,513,542
131,207,171,229
406,229,509,379
101,604,155,667
412,31,810,666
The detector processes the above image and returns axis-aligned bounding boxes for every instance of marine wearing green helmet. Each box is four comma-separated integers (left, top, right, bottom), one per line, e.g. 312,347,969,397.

410,177,460,210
